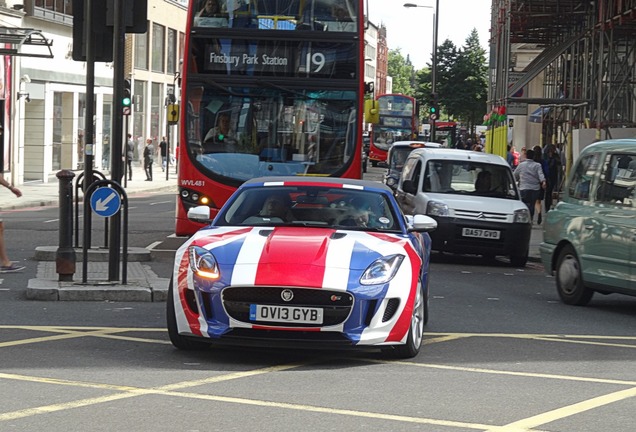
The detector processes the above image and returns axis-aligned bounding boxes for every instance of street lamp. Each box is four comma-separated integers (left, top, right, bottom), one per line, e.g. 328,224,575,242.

404,1,439,142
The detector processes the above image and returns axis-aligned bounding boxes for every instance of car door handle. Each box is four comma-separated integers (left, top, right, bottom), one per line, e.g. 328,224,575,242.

584,224,595,230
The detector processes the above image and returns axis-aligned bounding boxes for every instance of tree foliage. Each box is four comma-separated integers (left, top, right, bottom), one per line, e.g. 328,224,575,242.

405,28,489,134
387,49,414,96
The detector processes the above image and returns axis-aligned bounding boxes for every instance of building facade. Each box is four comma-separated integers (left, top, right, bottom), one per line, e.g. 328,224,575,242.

0,0,187,186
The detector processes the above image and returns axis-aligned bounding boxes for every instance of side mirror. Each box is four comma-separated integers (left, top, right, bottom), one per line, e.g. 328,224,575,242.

403,179,416,194
408,214,437,232
187,205,213,223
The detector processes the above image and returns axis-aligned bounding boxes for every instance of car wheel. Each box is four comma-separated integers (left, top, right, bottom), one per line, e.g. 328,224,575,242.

382,284,424,359
371,160,378,167
555,245,593,306
510,250,528,267
167,279,210,350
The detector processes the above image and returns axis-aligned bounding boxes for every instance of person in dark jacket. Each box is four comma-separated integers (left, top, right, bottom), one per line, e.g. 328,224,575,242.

544,144,562,212
143,138,154,181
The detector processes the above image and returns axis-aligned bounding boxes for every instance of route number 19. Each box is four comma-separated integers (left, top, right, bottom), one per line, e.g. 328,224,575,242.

305,53,326,73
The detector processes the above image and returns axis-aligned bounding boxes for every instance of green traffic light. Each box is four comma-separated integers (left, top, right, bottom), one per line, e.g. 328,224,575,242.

123,97,132,107
430,106,437,113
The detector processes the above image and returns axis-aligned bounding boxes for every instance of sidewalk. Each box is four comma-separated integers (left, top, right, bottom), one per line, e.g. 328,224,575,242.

2,164,180,302
1,164,178,211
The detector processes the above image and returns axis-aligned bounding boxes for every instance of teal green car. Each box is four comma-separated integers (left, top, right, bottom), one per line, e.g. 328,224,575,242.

540,139,636,305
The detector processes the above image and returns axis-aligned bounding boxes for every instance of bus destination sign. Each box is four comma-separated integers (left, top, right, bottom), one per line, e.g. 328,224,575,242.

201,40,356,79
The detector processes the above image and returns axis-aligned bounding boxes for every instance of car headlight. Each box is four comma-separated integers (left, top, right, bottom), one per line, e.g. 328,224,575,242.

360,254,405,286
513,208,531,224
188,246,220,280
387,177,397,187
426,200,450,217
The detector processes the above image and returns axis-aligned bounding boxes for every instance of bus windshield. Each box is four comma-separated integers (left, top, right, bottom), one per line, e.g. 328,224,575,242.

186,84,358,181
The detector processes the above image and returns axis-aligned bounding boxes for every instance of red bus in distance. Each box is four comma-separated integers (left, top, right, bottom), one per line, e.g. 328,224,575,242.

368,94,418,167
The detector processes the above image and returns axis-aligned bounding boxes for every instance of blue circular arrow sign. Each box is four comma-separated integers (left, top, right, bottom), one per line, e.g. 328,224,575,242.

90,187,121,218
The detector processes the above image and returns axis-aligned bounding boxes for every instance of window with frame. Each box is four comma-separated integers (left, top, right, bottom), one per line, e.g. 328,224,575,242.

167,28,177,74
134,31,148,70
152,23,165,73
34,0,73,15
568,153,600,201
595,153,636,207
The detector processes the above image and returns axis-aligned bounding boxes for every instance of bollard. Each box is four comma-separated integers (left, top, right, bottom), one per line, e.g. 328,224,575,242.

56,170,76,281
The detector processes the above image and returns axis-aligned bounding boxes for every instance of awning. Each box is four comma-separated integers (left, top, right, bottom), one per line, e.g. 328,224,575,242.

0,27,54,58
529,106,551,123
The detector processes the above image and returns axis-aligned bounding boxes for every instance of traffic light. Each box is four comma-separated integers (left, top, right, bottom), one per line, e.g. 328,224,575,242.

123,79,132,108
428,92,439,119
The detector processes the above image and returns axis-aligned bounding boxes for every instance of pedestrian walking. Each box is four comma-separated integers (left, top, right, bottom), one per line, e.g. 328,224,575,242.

143,138,154,181
0,174,25,273
513,148,546,223
532,145,547,224
544,144,562,212
126,134,135,181
159,136,168,172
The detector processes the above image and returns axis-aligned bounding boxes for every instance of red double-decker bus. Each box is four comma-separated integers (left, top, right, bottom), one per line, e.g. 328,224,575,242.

368,94,418,167
176,0,366,235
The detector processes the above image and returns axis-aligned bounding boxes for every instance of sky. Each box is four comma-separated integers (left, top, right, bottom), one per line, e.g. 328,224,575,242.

367,0,492,70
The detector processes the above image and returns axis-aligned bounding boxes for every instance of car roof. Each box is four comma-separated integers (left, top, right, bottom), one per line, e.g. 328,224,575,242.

390,141,442,148
582,138,636,155
407,148,509,166
243,176,396,194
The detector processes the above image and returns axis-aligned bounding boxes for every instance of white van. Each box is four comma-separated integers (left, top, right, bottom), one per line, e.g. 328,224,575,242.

396,148,532,266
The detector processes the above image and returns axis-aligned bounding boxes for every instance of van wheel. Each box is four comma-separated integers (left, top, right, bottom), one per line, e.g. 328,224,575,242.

556,245,593,305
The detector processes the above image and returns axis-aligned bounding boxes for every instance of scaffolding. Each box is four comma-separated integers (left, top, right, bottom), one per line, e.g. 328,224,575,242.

489,0,636,169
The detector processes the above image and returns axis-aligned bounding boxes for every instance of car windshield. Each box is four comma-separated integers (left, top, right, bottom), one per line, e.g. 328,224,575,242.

423,160,519,199
217,185,401,231
388,147,414,172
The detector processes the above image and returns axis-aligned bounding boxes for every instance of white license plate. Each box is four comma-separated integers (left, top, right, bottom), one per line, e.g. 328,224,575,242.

462,228,501,239
250,304,324,324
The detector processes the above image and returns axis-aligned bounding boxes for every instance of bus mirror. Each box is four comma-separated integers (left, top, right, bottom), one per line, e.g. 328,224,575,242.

364,81,374,94
364,99,379,124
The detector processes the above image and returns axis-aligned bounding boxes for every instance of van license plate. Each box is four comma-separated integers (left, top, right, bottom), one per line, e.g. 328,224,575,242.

462,228,500,239
250,305,324,324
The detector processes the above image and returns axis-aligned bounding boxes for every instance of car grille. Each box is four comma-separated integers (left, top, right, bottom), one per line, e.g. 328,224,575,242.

454,209,508,223
222,286,354,327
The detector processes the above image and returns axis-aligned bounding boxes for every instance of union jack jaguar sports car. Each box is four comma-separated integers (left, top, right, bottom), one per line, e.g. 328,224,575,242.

167,177,437,358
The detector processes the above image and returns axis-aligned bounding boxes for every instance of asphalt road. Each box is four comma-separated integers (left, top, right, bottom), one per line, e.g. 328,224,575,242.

1,170,636,431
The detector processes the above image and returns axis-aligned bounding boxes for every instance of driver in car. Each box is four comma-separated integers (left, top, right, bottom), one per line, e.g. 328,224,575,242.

243,193,294,224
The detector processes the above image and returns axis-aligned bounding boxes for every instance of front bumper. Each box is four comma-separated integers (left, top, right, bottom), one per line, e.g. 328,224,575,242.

539,241,557,275
430,218,531,257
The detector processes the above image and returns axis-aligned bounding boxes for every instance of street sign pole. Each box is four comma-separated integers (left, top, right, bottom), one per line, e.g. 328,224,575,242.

108,0,125,281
